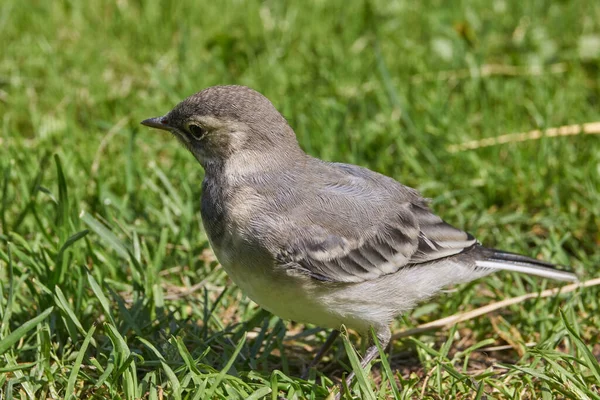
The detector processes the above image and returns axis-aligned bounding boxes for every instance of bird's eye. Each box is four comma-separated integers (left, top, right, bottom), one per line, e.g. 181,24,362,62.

187,124,206,140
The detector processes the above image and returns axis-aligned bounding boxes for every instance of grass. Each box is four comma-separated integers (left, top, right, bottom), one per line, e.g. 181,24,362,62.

1,0,599,398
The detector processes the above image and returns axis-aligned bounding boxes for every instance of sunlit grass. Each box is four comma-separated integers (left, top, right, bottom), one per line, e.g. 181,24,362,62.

1,0,599,398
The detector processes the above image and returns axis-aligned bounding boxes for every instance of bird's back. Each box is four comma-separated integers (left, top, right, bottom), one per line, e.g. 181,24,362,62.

214,157,422,245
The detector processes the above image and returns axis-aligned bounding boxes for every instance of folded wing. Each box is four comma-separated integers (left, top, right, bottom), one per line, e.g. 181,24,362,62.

276,202,477,283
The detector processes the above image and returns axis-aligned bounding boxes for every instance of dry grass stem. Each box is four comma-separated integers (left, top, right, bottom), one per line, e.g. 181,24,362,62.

392,277,600,340
477,342,537,352
91,117,129,175
448,121,600,153
411,63,567,84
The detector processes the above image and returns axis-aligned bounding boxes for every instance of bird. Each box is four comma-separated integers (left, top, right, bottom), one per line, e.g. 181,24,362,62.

141,85,578,394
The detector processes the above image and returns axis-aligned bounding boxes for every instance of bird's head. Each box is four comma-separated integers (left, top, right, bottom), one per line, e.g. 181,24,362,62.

141,85,300,167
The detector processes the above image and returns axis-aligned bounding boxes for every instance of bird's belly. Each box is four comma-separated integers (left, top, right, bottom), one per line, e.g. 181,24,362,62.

213,244,355,330
225,260,343,328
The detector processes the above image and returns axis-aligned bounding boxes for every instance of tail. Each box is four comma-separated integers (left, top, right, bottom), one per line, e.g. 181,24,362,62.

475,247,578,282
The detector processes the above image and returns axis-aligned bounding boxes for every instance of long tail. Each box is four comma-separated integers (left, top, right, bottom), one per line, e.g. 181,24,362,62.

475,247,578,282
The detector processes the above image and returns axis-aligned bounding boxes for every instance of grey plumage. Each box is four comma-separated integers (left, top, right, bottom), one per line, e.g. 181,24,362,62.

141,85,578,392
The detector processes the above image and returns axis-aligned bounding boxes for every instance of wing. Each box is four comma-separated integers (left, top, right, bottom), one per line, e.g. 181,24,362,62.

276,200,477,283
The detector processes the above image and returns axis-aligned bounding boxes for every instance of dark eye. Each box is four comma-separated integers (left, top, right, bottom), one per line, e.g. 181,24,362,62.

188,124,206,140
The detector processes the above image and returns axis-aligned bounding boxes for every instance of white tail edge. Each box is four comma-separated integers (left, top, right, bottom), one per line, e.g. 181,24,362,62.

476,260,579,282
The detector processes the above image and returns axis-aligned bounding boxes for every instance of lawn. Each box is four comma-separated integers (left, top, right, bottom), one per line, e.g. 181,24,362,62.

1,0,599,398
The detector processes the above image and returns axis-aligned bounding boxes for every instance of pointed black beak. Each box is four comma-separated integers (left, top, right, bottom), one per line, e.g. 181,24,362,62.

141,116,171,131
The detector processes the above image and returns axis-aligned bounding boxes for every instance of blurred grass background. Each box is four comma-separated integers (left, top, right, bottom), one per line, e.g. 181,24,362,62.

1,0,599,398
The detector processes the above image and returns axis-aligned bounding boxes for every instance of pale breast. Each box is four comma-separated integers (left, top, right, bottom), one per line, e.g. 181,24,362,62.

212,241,334,325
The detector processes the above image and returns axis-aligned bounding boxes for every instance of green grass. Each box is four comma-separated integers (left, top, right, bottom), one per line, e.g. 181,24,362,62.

1,0,600,398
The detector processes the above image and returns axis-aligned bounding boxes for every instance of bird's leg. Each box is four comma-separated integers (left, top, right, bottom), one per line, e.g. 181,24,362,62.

335,326,391,400
301,330,340,379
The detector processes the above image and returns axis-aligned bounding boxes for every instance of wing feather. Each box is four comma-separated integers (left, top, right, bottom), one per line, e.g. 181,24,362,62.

277,203,476,283
269,162,477,283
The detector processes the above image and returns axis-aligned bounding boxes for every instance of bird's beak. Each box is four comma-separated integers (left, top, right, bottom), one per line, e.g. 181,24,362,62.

141,116,171,131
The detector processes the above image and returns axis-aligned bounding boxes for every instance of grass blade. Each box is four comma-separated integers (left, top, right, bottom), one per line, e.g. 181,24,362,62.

246,386,272,400
65,324,96,399
371,328,400,399
341,329,376,400
87,273,116,326
560,309,600,383
54,154,70,234
0,244,15,337
54,285,92,345
138,337,182,400
204,332,248,399
55,229,89,269
0,307,54,354
80,210,130,259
